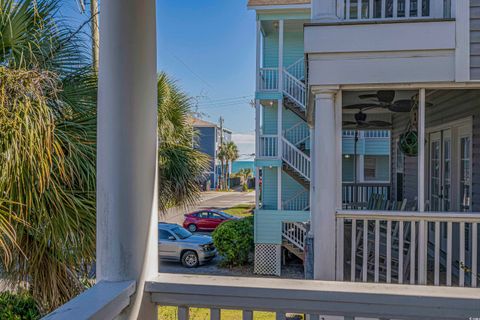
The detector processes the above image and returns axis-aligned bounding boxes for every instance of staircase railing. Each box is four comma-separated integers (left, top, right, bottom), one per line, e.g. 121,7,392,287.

283,70,306,110
259,68,278,91
282,190,310,211
282,222,307,251
285,58,305,81
283,122,309,147
258,134,278,158
282,138,311,181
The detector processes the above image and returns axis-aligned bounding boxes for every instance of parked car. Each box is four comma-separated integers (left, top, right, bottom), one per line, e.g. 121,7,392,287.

183,209,239,232
158,223,217,267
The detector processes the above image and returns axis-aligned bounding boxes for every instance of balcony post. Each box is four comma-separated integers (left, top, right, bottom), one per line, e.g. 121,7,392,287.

311,88,339,280
97,0,158,318
255,99,261,210
311,0,339,20
418,88,427,285
256,20,261,91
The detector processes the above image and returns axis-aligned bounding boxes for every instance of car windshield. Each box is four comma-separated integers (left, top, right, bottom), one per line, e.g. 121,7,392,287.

171,226,192,239
218,211,234,219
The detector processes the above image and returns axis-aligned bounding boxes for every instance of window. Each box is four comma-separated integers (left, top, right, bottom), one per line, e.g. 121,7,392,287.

159,230,172,240
364,155,390,182
197,211,209,218
209,212,223,219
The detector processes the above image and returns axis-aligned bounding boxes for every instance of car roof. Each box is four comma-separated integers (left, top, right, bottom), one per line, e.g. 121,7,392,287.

158,223,179,230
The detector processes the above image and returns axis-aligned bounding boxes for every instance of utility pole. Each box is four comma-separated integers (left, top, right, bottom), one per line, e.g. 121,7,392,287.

219,116,224,190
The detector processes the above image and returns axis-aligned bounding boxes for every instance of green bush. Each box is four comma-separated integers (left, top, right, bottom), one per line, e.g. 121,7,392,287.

212,216,254,267
0,292,40,320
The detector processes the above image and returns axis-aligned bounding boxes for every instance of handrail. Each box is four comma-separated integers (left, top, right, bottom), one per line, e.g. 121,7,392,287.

258,135,278,158
282,221,307,250
283,122,309,146
282,190,309,211
336,209,480,222
258,68,278,91
282,69,306,110
44,281,136,320
147,273,480,319
282,137,310,181
285,58,305,81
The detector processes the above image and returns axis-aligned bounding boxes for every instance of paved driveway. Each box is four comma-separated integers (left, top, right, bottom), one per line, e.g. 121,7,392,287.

160,191,255,225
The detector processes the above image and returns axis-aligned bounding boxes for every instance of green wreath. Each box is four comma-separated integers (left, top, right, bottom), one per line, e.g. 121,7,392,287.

399,130,418,157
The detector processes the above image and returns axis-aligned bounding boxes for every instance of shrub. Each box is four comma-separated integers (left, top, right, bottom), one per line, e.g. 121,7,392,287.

0,292,40,320
212,216,254,267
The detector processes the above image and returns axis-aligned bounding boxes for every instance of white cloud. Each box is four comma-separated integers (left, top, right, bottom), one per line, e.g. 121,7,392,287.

232,132,255,158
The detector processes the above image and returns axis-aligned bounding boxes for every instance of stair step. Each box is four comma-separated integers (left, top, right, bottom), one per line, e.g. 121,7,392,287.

282,162,310,189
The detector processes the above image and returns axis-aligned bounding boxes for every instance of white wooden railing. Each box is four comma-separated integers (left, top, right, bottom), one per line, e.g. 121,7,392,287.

258,134,278,158
283,122,309,147
283,70,306,110
44,281,135,319
258,68,278,91
342,182,391,207
282,190,310,211
285,58,305,81
336,210,480,288
343,130,391,139
282,222,307,250
342,0,452,20
282,138,311,181
147,273,480,320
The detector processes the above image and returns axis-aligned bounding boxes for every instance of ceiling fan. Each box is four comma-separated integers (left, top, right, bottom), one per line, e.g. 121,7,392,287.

343,111,392,129
344,90,417,113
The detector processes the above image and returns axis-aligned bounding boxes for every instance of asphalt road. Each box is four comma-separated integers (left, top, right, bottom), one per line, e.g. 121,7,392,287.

160,191,255,225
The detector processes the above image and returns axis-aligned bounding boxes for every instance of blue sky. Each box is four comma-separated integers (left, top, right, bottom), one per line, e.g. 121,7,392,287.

60,1,256,158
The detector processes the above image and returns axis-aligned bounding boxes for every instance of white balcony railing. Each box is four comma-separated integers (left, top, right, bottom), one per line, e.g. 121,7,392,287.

258,68,278,91
147,273,480,320
258,134,278,158
336,210,480,288
283,70,307,110
342,0,453,21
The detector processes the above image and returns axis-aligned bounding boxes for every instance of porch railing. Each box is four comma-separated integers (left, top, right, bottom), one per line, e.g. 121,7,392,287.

342,182,391,207
147,273,480,320
258,68,278,91
341,0,453,21
336,210,480,288
258,134,278,158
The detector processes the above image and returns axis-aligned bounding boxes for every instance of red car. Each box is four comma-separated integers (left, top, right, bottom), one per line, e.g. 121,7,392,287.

183,210,238,232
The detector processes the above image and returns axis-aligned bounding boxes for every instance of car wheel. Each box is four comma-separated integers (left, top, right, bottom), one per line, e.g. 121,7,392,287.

188,224,197,232
181,250,199,268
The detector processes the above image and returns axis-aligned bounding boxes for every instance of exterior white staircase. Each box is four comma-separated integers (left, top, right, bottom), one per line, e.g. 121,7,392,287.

282,222,307,261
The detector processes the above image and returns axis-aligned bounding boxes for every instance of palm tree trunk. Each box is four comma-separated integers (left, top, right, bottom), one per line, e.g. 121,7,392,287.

91,0,99,71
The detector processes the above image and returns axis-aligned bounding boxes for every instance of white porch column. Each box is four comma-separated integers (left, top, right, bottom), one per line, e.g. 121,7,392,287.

418,88,427,285
256,100,261,210
97,0,158,318
311,89,338,280
256,20,261,91
277,20,284,210
311,0,339,20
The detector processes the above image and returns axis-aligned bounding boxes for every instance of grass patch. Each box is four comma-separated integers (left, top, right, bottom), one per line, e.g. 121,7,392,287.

223,204,255,218
158,307,277,319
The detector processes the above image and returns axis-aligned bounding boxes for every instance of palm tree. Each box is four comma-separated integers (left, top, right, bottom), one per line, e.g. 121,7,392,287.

157,73,209,211
217,143,228,190
224,141,239,190
238,168,253,191
0,0,209,312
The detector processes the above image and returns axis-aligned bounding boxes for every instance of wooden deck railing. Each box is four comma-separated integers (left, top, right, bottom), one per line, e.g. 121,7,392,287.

147,273,480,320
336,210,480,288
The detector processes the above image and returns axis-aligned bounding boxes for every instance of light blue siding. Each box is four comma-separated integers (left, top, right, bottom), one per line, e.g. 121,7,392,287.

257,12,310,21
255,159,281,167
282,171,307,202
342,138,365,155
263,104,278,135
262,167,278,210
263,29,304,69
364,139,390,155
254,210,310,244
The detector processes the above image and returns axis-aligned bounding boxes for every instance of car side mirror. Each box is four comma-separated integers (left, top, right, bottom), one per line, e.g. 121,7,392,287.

168,236,176,241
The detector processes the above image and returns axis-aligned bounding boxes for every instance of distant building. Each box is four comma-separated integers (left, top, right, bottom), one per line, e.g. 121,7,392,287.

190,118,232,190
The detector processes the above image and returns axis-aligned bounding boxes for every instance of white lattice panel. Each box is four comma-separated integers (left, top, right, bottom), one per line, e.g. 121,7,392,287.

254,244,281,276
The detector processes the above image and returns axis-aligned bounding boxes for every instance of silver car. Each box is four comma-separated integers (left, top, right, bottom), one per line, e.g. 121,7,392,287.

158,223,217,268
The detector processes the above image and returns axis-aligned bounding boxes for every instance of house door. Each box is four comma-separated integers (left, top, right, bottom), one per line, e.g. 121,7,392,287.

429,130,451,212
